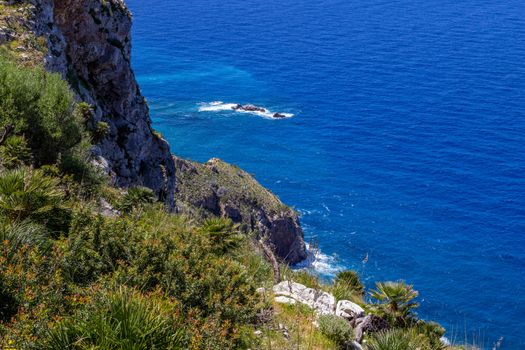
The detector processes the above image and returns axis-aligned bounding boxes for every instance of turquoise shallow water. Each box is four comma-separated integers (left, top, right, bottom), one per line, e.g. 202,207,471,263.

126,0,525,347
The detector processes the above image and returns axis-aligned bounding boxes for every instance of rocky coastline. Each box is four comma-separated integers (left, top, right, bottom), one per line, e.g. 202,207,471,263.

0,0,307,264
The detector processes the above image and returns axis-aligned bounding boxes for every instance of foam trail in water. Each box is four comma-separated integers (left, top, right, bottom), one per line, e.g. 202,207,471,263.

198,101,294,119
293,243,343,277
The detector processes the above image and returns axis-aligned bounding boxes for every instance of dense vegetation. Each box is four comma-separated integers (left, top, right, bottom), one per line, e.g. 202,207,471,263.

0,53,476,349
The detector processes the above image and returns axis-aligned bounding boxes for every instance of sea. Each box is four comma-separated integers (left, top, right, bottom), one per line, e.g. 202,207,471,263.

126,0,525,348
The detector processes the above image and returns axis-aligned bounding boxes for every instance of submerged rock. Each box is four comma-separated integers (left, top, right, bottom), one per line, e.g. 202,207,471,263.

272,113,287,119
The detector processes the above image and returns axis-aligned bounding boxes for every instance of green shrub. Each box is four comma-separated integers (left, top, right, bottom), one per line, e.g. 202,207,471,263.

62,211,131,284
199,217,243,254
0,55,84,165
0,221,48,260
58,140,106,198
118,186,157,213
42,287,185,350
318,314,354,349
0,167,64,224
0,135,32,169
0,235,71,345
94,121,110,140
75,102,93,122
366,328,432,350
332,270,365,303
370,281,419,327
414,320,446,350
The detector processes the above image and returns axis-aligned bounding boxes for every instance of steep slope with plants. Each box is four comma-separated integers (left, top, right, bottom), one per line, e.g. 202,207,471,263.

0,0,175,204
0,0,308,261
0,1,479,349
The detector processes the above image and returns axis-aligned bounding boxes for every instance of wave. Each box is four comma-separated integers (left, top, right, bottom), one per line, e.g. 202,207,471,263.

198,101,294,119
293,243,343,277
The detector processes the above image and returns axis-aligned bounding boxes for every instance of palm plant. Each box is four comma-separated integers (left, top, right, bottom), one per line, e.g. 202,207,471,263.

42,287,185,350
0,168,63,223
366,328,431,350
332,270,365,302
0,135,32,169
370,281,419,327
199,217,242,254
118,186,156,213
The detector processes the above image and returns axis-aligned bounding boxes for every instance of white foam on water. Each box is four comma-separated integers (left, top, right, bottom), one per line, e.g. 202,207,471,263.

198,101,239,112
198,101,294,119
440,337,451,346
293,243,343,277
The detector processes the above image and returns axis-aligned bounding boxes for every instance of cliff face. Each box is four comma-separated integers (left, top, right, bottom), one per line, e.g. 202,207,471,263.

0,0,176,205
52,0,176,205
0,0,307,263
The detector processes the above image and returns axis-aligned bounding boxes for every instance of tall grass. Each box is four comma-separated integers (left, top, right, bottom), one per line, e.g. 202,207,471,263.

42,287,185,350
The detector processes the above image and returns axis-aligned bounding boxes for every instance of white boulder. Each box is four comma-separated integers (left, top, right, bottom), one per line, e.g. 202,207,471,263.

273,281,336,314
314,291,337,315
335,300,365,320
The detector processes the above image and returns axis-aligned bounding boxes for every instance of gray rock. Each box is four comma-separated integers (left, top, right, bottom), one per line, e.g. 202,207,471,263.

335,300,365,320
275,296,297,305
314,291,337,315
350,341,363,350
354,315,389,342
273,281,336,315
99,198,120,217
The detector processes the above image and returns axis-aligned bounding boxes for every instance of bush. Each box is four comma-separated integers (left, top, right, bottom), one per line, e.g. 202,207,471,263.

61,211,131,284
0,55,84,165
366,328,432,350
414,320,446,350
58,140,106,198
0,167,64,224
0,135,32,169
318,314,354,349
42,287,185,350
199,217,243,254
94,121,110,140
332,270,365,303
118,186,157,213
0,221,48,260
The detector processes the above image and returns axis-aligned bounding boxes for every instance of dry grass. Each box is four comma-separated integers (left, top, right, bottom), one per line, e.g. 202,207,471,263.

255,300,338,350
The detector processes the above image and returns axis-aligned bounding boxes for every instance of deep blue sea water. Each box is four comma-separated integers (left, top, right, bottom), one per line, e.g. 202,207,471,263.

126,0,525,348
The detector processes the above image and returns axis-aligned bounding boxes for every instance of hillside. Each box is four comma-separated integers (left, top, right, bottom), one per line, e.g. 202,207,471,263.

0,0,475,349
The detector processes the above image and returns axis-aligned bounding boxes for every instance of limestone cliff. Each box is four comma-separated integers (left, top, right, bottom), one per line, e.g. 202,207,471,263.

0,0,176,205
0,0,307,263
